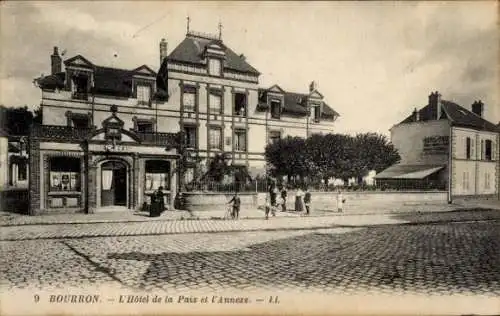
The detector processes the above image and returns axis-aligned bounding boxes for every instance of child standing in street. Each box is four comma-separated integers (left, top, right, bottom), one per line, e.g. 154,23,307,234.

336,188,345,212
304,187,312,215
228,192,241,219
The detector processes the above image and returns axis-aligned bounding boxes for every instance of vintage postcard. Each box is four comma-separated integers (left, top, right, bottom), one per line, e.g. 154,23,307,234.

0,1,499,315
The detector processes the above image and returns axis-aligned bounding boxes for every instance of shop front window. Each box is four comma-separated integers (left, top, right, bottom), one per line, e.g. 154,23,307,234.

49,157,81,192
144,160,170,191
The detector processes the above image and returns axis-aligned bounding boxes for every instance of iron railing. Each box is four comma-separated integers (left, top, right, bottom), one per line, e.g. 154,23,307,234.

32,125,179,147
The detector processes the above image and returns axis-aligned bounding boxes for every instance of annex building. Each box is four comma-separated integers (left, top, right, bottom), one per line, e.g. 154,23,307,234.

30,29,339,215
375,92,500,201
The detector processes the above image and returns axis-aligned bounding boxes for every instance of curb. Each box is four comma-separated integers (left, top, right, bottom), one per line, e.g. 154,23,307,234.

0,207,476,227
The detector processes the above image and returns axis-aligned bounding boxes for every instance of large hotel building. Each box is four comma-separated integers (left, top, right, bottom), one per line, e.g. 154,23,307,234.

30,29,339,214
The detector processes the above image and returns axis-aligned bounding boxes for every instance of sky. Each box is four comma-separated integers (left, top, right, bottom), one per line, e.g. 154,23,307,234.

1,1,498,136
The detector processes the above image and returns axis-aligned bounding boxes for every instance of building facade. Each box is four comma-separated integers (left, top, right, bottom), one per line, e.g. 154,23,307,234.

376,92,499,200
159,31,339,182
30,30,340,214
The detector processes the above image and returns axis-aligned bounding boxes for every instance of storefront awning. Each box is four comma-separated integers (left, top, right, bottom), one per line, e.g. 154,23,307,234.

374,164,445,180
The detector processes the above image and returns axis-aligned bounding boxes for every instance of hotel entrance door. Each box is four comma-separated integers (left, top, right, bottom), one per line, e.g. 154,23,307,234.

101,161,127,207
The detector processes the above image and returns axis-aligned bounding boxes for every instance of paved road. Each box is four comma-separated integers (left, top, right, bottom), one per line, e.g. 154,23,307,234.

1,220,499,296
2,209,500,241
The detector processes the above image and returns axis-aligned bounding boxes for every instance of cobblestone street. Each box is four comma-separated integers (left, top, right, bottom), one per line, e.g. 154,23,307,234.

1,218,499,296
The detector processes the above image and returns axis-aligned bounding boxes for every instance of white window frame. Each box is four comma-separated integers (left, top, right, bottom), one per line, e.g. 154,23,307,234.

208,127,222,150
208,58,222,76
234,129,247,152
209,92,222,114
184,126,197,149
137,84,151,106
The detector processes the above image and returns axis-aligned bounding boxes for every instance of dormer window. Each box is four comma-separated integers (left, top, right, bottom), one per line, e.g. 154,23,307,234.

208,58,222,76
270,99,281,119
313,105,321,123
72,74,89,100
137,84,151,106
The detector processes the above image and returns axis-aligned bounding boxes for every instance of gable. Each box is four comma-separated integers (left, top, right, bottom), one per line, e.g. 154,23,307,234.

268,84,285,94
309,90,323,99
133,65,156,76
64,55,93,68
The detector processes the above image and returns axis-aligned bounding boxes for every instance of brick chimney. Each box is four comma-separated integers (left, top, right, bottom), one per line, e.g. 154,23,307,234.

309,81,318,93
159,38,168,65
413,108,420,122
471,100,484,117
429,91,442,120
51,46,62,74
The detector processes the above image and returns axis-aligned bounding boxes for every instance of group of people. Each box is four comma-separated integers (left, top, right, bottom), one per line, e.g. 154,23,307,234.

224,182,347,220
266,182,346,218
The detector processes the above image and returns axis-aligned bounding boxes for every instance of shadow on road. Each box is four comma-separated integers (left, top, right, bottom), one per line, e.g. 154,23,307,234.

106,222,499,295
390,208,500,225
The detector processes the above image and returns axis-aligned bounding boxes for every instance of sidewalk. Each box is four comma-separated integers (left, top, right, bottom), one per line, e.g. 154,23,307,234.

0,200,498,227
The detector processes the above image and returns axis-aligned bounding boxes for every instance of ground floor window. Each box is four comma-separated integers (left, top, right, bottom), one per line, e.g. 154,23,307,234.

49,157,81,191
145,160,170,191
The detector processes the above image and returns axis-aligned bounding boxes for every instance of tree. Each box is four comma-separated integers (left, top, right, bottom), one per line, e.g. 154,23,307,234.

0,105,34,135
346,133,401,184
305,133,350,186
265,136,310,183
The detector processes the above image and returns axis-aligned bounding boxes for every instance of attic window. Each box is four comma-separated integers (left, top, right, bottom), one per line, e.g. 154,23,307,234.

208,59,222,76
137,85,151,106
313,106,321,123
72,74,89,100
270,100,281,119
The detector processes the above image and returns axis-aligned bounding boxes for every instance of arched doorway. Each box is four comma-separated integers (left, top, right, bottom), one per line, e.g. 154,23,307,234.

101,160,127,207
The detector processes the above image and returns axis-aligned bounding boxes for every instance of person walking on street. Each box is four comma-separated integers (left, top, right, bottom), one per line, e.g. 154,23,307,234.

295,186,305,212
269,181,278,207
304,187,312,215
264,196,271,220
337,188,345,212
280,186,288,212
228,191,241,219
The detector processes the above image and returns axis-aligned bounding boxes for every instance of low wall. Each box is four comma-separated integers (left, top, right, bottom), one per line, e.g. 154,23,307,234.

182,191,448,212
265,191,448,210
182,192,257,212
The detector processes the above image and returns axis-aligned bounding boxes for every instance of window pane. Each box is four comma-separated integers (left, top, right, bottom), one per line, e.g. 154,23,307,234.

485,140,492,160
209,59,221,76
145,160,170,191
314,106,321,121
271,101,281,118
137,85,150,104
235,130,246,151
184,126,196,148
50,157,81,191
137,122,153,133
209,94,222,113
209,128,221,149
183,92,196,111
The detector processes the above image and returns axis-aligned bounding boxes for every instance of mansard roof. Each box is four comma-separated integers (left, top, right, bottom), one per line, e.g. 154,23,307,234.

35,56,167,101
258,87,340,120
167,33,260,75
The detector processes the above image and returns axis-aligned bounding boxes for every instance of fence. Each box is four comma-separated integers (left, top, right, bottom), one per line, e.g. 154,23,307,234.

182,178,447,193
